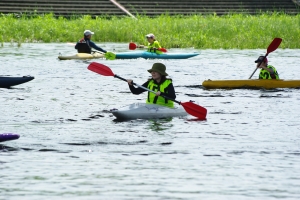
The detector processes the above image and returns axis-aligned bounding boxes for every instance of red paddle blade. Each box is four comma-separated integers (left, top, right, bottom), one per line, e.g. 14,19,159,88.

158,48,167,53
181,102,207,120
129,42,137,50
87,62,115,76
267,38,282,55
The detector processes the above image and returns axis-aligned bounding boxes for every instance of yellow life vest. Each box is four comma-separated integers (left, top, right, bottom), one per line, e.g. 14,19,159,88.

259,65,279,79
146,79,174,108
147,40,163,54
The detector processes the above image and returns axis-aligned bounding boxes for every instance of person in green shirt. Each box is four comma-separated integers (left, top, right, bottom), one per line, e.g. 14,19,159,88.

255,56,279,79
138,33,163,54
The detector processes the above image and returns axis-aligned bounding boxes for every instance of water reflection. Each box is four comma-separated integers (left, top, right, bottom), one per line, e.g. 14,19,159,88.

147,118,174,131
0,44,300,199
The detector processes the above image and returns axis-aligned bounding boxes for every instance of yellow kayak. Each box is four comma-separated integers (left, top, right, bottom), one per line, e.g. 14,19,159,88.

202,79,300,89
58,52,105,60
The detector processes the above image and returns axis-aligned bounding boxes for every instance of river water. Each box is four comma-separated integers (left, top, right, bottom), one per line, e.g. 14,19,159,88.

1,43,300,199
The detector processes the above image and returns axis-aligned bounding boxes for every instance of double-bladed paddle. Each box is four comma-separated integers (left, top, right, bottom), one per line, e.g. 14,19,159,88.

87,62,207,120
249,38,282,79
129,42,168,53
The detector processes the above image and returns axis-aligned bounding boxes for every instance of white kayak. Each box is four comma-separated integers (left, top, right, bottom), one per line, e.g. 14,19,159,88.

111,103,187,120
58,52,105,60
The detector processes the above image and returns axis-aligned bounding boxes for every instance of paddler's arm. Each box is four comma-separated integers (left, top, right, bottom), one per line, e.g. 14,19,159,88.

88,40,107,53
257,65,274,74
148,41,163,53
74,42,79,50
264,66,274,74
157,83,176,99
127,80,149,94
154,41,162,49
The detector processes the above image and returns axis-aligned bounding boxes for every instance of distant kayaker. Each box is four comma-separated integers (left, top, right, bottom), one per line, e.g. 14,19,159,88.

255,56,279,79
127,63,175,108
75,30,107,54
138,33,163,54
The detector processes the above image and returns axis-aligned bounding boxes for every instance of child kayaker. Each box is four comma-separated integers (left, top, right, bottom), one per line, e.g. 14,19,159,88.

255,56,279,79
138,33,163,54
75,30,107,54
127,63,175,108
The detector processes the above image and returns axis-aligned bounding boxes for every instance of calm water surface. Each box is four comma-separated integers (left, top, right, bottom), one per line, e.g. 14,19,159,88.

1,43,300,199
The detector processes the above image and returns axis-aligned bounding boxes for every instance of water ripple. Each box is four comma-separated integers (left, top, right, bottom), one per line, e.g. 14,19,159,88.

0,44,300,199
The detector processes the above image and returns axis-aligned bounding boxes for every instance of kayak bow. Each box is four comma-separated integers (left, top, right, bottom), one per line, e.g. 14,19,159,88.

0,76,34,88
58,52,105,60
0,133,20,142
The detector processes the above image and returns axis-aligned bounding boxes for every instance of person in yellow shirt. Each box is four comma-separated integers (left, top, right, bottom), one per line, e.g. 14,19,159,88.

138,33,163,54
255,56,279,79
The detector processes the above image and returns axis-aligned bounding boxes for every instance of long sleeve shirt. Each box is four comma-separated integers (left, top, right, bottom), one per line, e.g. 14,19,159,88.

75,37,107,53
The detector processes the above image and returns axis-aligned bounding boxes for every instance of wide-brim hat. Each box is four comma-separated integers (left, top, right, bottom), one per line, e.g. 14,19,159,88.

255,56,268,63
148,63,168,76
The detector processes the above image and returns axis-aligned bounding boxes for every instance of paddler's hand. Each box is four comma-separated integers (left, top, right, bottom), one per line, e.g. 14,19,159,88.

155,91,161,96
150,47,157,53
127,79,133,86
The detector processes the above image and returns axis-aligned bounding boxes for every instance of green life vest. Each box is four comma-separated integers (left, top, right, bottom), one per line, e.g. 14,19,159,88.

147,40,163,54
259,65,279,80
146,79,174,108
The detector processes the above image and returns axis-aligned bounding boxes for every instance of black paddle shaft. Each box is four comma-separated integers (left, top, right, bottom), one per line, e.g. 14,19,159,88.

248,54,268,79
114,74,181,105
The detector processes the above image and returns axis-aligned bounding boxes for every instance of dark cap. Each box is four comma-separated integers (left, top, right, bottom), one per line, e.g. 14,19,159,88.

255,56,268,63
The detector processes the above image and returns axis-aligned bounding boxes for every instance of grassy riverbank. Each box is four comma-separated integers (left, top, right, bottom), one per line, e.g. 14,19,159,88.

0,13,299,49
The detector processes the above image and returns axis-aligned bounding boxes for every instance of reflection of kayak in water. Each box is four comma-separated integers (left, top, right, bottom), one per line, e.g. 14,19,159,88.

202,79,300,89
115,51,199,59
58,52,105,60
0,76,34,88
0,133,20,142
111,103,187,120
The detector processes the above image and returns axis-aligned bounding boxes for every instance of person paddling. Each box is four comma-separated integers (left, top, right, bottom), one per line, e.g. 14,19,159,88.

127,63,176,108
138,33,163,54
255,56,279,79
75,30,107,54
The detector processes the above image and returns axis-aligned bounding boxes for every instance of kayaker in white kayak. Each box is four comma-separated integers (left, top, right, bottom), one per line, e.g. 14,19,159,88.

255,56,279,79
127,63,176,108
137,33,163,54
75,30,107,54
